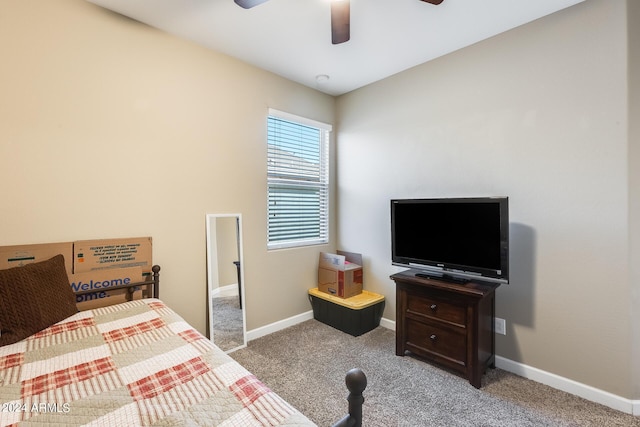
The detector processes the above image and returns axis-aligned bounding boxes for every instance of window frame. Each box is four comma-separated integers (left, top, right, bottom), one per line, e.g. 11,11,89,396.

266,108,332,250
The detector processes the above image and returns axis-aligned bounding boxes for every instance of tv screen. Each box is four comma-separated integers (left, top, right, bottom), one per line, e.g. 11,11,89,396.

391,197,509,284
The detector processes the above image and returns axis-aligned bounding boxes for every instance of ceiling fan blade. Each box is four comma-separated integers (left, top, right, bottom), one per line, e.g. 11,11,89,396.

234,0,270,9
331,0,350,44
420,0,444,4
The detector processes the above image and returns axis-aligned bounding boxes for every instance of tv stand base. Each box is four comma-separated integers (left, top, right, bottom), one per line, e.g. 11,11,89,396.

414,272,468,284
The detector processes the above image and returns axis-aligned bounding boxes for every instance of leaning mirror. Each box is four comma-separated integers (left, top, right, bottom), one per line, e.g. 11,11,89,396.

206,213,246,352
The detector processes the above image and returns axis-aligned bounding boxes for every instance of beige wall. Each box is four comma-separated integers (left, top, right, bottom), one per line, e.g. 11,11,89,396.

628,0,640,399
0,0,336,334
336,0,635,398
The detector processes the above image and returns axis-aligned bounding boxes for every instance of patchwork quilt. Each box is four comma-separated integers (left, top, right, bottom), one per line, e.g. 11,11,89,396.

0,299,316,426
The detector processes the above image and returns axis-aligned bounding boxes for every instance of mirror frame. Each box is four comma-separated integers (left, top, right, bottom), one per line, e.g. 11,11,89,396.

206,213,247,352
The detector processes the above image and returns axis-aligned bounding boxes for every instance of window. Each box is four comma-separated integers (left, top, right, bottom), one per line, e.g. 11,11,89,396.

267,109,331,249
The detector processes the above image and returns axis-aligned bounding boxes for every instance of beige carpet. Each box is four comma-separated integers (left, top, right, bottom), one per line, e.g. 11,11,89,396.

230,319,640,427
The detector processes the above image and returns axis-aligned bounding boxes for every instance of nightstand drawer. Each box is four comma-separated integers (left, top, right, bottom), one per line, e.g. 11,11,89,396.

405,319,467,366
406,294,466,325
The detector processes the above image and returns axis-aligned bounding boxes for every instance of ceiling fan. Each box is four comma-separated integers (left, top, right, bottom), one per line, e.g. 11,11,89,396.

234,0,444,45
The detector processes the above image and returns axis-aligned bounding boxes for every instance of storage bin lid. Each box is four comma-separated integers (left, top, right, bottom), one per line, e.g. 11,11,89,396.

309,287,384,310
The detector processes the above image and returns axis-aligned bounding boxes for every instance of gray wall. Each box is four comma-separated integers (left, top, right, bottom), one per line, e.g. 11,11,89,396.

336,0,636,398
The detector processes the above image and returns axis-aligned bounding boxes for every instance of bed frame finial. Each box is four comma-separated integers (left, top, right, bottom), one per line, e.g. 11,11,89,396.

332,368,367,427
151,265,160,298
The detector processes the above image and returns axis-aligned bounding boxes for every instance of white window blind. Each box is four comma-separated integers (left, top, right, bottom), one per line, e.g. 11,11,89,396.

267,109,331,249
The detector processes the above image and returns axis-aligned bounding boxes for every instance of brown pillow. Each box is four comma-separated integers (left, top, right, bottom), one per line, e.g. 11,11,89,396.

0,254,78,346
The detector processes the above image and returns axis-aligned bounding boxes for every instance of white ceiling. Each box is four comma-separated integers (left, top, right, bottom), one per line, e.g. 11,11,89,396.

87,0,585,96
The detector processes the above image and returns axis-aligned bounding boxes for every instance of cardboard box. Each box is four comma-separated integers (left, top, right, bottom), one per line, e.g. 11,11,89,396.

1,237,153,311
318,251,363,298
71,267,146,310
0,242,74,276
74,237,152,273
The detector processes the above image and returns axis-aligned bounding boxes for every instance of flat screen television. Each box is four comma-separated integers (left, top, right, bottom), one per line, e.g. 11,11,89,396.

391,197,509,284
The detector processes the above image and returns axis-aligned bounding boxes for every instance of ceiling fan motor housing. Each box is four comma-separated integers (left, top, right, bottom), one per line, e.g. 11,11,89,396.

235,0,444,45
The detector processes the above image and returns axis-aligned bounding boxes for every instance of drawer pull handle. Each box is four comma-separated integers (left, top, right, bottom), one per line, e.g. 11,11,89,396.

429,334,437,341
430,304,437,311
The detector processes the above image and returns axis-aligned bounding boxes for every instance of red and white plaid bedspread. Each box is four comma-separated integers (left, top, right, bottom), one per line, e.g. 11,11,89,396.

0,299,316,426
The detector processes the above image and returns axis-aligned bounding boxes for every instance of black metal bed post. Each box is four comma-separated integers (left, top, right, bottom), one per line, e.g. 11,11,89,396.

331,368,367,427
151,265,161,298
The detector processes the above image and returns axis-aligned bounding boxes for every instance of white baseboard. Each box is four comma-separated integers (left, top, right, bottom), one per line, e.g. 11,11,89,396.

247,314,638,416
495,356,639,416
246,310,314,341
247,313,394,341
379,317,395,331
382,319,638,415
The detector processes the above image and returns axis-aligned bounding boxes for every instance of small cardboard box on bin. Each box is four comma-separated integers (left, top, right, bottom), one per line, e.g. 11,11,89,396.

318,251,363,299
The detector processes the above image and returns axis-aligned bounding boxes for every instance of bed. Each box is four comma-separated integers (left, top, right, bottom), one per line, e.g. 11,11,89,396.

0,255,366,426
